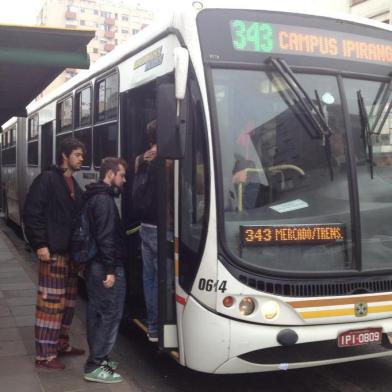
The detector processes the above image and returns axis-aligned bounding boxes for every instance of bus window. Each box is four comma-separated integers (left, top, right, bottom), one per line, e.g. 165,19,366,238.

10,128,16,146
75,128,92,167
179,76,209,292
2,131,16,165
28,115,39,140
76,87,92,127
344,78,392,271
95,72,118,122
56,96,73,133
212,68,351,274
28,115,39,167
28,141,39,166
56,132,73,161
41,121,54,171
93,123,117,167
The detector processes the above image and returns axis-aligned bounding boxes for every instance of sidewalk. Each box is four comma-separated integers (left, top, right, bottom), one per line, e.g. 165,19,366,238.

0,221,142,392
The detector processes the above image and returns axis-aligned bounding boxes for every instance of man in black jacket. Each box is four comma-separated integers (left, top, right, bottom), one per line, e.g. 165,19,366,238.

83,157,127,384
23,137,86,370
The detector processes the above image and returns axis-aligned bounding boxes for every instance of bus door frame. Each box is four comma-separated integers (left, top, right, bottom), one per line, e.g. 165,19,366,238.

156,74,185,351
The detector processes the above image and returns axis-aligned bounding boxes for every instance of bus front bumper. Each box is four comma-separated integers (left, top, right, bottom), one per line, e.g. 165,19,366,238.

182,296,392,374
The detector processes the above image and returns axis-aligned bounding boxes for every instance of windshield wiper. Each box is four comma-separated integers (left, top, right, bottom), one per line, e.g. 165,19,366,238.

267,57,334,180
371,77,392,135
357,90,374,179
315,90,334,181
267,57,333,140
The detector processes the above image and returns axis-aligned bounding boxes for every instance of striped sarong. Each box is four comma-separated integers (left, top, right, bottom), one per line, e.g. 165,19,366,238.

35,254,78,361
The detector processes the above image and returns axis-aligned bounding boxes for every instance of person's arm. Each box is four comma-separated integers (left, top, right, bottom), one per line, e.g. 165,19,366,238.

92,195,117,276
23,173,51,258
135,145,157,174
134,154,144,174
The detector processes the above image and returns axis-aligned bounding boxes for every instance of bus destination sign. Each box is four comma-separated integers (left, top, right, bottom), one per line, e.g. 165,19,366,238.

230,19,392,66
240,224,346,246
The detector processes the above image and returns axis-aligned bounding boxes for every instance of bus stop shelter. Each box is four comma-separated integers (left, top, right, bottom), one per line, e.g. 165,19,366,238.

0,24,94,126
0,24,94,211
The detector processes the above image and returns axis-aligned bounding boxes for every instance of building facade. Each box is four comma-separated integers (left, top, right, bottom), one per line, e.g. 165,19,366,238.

350,0,391,24
36,0,154,96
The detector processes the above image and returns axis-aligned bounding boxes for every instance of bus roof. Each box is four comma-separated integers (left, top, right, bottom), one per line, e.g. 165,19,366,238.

24,1,392,117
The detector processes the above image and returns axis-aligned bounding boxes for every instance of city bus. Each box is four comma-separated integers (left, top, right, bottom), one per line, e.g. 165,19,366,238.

2,0,392,373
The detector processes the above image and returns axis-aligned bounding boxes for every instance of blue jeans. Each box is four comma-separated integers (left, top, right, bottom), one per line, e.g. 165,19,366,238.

84,261,126,372
140,224,158,333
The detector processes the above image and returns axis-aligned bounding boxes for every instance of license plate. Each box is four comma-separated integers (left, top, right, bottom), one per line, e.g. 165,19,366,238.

337,328,382,347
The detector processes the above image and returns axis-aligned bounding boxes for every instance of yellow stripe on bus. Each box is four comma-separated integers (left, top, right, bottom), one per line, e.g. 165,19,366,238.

368,305,392,314
300,308,354,319
300,304,392,319
288,294,392,308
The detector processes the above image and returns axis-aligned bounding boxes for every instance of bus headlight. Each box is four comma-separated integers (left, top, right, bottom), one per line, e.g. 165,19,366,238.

239,297,255,315
261,300,280,320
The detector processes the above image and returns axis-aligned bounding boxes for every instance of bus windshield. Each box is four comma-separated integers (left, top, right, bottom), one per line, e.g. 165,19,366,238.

212,68,392,274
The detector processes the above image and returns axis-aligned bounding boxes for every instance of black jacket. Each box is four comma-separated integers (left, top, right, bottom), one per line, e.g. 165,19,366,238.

134,157,158,225
23,166,83,254
84,181,127,274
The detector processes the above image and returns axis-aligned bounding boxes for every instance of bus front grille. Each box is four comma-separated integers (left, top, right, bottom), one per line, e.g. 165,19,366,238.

237,274,392,297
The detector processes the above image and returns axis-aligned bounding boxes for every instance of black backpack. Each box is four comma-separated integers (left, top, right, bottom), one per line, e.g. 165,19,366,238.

70,203,97,265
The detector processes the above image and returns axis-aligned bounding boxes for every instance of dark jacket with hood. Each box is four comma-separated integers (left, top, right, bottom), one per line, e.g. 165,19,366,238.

84,181,127,274
23,166,83,254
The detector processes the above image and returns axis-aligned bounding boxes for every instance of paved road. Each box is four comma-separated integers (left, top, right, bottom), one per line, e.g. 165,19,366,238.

3,221,392,392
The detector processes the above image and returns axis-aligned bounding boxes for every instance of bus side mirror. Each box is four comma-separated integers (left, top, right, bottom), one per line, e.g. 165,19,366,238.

157,80,185,159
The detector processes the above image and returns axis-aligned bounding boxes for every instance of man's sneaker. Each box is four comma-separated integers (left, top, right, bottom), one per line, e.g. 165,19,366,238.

101,359,119,370
147,330,158,342
84,365,123,384
35,358,65,370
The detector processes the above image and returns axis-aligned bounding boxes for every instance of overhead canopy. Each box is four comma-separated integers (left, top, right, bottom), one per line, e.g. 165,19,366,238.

0,24,95,126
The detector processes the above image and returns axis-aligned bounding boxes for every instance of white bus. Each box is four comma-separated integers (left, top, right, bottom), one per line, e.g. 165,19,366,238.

2,0,392,374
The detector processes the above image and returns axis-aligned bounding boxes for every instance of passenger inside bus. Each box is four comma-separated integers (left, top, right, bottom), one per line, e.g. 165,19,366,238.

132,120,159,342
229,99,347,212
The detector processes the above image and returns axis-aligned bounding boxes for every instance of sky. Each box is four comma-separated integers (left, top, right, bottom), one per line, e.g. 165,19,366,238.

0,0,349,25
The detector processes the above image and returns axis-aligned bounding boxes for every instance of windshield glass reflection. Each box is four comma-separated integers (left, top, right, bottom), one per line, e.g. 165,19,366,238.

213,69,352,273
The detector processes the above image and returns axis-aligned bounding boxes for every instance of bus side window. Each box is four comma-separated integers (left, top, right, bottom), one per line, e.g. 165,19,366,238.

28,115,39,167
179,75,209,292
93,72,119,168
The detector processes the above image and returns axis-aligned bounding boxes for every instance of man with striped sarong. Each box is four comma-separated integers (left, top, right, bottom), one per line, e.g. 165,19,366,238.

23,137,86,370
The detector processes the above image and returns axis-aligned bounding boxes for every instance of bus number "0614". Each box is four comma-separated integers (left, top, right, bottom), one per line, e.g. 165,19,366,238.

198,278,227,293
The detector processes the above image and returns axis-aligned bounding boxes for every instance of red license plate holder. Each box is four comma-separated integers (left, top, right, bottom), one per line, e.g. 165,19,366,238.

337,327,382,347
